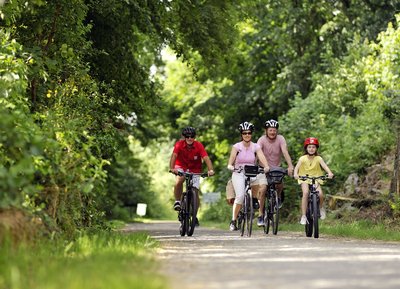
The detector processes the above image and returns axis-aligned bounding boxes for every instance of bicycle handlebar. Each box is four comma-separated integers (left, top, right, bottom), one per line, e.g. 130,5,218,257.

267,167,288,176
298,175,329,182
169,170,209,178
232,165,265,174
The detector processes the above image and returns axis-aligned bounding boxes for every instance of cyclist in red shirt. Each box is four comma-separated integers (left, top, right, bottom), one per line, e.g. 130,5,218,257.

169,127,215,213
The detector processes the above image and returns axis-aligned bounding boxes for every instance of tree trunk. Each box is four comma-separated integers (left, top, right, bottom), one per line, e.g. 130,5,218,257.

389,127,400,198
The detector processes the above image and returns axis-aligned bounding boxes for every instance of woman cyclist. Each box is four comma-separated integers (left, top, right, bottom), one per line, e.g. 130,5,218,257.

293,137,334,225
227,122,270,231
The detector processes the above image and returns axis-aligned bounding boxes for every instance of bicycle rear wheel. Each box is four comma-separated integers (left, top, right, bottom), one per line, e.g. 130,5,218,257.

272,190,279,235
180,194,187,236
187,189,198,236
312,194,319,238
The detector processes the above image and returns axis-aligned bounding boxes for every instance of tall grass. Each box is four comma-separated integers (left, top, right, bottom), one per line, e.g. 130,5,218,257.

0,232,168,289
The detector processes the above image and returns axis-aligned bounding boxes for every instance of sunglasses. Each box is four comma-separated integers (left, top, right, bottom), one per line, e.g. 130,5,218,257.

184,134,195,138
241,132,252,135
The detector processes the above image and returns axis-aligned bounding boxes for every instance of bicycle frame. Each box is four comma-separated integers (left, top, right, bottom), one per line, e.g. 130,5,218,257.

235,165,264,237
299,175,327,239
264,167,287,235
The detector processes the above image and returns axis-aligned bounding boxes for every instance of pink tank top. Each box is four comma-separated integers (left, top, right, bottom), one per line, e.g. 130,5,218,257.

233,141,260,169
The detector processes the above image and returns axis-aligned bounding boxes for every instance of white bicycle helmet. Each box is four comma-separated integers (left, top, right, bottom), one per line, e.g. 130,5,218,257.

264,119,279,129
238,122,254,132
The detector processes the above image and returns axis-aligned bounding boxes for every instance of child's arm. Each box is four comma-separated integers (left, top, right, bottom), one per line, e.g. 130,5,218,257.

319,158,334,179
293,159,301,179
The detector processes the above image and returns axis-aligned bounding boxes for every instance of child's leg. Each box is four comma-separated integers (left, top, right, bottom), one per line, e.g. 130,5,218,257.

318,186,324,208
301,183,309,215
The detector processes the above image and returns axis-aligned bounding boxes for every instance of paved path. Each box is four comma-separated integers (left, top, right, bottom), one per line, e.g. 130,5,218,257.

123,221,400,289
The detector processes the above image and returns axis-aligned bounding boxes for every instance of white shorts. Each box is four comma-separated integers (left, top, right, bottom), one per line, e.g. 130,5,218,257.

252,173,268,186
192,175,200,189
231,172,257,205
176,168,200,189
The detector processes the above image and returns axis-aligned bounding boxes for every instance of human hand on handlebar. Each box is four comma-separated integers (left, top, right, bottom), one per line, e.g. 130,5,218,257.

227,164,234,171
169,168,183,175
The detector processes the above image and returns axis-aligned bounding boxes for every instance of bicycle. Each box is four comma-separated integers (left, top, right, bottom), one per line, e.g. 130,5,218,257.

299,175,328,239
170,170,208,236
235,165,264,237
263,167,287,235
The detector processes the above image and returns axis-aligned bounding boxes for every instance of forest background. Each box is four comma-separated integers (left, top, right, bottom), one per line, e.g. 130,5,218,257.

1,0,400,240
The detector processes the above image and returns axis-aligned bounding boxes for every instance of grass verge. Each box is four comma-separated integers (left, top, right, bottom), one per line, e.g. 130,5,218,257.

0,231,168,289
202,219,400,242
280,219,400,241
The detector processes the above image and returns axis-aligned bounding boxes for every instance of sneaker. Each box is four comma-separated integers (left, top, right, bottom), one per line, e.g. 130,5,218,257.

229,220,238,231
257,216,265,227
173,201,181,211
300,215,307,225
320,207,326,220
195,217,200,227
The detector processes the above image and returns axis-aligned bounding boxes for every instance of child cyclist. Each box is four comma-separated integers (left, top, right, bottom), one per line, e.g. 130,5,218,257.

293,137,334,225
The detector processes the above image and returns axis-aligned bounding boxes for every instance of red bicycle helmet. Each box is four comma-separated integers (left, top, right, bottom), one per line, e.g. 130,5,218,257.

304,137,319,149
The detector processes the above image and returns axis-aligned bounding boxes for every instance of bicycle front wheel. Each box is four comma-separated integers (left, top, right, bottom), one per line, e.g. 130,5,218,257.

305,199,313,238
244,193,253,237
272,190,279,235
263,196,270,234
187,189,198,236
239,210,245,236
180,194,187,236
312,194,319,238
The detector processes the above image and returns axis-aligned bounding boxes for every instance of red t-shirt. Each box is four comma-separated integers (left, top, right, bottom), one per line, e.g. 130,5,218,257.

173,140,208,173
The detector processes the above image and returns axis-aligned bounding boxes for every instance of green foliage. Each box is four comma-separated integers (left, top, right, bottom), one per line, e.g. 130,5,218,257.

2,0,400,235
283,17,399,179
201,199,232,224
0,29,43,206
107,136,170,220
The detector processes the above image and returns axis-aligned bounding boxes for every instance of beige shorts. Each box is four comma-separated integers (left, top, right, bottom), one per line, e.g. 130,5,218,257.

252,173,268,186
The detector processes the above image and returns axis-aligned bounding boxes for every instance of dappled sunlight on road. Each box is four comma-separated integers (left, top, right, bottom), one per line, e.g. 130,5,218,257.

125,221,400,289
